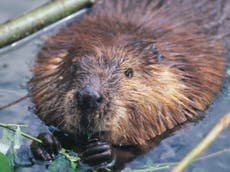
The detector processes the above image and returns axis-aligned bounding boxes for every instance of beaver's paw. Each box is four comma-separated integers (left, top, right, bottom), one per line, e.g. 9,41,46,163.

80,138,114,168
30,132,61,161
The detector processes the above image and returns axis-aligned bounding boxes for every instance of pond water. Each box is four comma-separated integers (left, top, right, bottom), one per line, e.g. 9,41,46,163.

0,1,230,172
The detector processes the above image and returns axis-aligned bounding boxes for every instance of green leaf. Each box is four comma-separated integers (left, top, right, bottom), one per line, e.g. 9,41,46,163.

2,129,13,142
60,149,80,162
104,167,112,171
14,126,23,150
6,144,15,168
0,152,12,172
48,155,75,172
70,161,77,170
0,129,13,154
0,142,10,155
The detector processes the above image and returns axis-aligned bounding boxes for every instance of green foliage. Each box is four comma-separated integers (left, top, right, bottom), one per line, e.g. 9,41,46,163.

59,149,81,170
14,127,23,150
1,122,229,172
6,144,15,168
0,124,176,172
0,152,12,172
48,155,75,172
0,123,85,171
0,129,12,154
0,126,33,171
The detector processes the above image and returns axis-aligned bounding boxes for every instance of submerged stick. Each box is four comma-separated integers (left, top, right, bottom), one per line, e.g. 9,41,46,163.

172,112,230,172
0,0,95,48
0,94,29,110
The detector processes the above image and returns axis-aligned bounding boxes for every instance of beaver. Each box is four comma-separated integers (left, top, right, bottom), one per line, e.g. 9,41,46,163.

29,0,229,170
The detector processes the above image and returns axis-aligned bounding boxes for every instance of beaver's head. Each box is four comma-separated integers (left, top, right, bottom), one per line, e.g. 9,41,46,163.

68,44,189,143
31,30,225,146
40,36,192,146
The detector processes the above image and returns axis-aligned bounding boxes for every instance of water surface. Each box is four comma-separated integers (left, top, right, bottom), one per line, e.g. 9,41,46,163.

0,1,230,172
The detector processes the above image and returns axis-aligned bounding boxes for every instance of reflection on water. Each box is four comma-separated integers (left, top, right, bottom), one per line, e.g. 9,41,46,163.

0,1,230,172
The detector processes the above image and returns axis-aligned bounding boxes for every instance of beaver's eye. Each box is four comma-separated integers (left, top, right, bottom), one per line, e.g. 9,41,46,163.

124,68,134,78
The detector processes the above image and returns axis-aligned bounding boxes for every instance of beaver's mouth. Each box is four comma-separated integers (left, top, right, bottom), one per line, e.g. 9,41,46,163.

79,111,95,129
78,107,111,134
78,112,110,139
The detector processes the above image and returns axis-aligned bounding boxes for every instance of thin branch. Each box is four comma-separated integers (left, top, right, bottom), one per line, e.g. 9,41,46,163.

172,112,230,172
0,94,29,110
0,0,96,48
0,124,42,144
0,123,28,128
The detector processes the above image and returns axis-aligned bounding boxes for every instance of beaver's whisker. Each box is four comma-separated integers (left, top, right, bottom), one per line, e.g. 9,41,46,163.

55,119,65,129
29,70,66,96
34,106,64,116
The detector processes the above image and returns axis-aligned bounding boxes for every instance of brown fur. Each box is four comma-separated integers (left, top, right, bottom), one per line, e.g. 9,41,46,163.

29,0,228,146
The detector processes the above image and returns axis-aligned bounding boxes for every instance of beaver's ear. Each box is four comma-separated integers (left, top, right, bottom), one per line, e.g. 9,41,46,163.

149,44,164,63
123,37,164,64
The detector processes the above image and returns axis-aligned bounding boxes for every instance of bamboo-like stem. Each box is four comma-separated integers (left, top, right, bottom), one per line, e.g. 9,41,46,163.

0,123,28,128
132,165,170,172
0,124,43,144
0,0,95,48
172,112,230,172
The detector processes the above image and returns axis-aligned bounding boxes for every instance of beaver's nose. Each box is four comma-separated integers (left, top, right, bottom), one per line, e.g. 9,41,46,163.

76,85,102,112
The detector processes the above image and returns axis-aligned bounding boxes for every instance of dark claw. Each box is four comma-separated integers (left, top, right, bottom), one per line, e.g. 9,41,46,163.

30,132,61,161
83,144,111,156
80,139,114,167
86,140,109,149
83,149,112,165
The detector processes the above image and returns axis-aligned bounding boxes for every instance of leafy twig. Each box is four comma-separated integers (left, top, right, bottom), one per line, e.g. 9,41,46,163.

1,121,230,172
0,124,42,144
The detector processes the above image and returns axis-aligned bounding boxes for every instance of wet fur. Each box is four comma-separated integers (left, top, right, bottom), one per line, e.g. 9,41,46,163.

30,0,228,146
